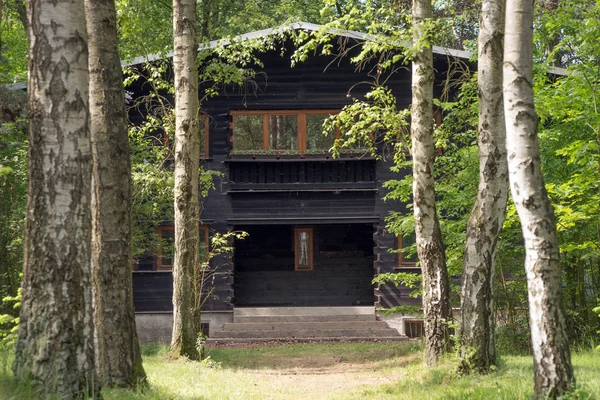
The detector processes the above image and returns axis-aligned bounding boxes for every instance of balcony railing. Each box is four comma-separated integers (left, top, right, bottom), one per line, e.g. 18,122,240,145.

226,157,377,191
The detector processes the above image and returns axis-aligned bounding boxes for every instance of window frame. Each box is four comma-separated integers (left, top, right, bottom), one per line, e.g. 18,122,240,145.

397,235,418,268
156,225,209,271
294,227,314,271
230,110,340,154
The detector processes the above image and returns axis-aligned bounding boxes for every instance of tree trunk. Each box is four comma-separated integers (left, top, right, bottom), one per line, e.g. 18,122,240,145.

171,0,201,360
504,0,575,397
411,0,451,366
85,0,146,387
13,0,97,397
459,0,508,374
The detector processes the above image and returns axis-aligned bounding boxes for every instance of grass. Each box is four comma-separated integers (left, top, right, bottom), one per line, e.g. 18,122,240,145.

1,341,599,399
348,351,600,400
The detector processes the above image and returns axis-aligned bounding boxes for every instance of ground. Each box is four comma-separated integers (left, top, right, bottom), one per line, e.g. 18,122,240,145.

1,341,599,399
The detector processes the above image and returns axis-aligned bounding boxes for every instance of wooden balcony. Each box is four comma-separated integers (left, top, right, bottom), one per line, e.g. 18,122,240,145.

225,157,377,192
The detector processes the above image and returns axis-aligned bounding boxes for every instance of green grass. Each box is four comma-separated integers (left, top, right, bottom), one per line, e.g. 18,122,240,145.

1,342,599,399
204,340,422,369
346,351,600,400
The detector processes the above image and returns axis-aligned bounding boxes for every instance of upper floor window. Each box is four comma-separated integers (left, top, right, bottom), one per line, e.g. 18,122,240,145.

156,225,209,270
230,110,339,154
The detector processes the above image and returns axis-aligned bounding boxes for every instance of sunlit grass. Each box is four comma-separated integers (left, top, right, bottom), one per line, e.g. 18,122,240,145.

345,351,600,400
1,341,599,400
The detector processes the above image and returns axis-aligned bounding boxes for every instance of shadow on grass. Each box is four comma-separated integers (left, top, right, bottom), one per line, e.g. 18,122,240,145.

204,341,424,371
140,344,170,358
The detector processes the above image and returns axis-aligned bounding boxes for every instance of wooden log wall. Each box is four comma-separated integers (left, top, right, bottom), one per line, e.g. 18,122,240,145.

130,38,454,313
234,224,374,307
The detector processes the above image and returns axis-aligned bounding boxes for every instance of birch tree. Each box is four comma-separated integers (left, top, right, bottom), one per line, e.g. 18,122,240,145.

13,0,96,396
171,0,202,359
85,0,146,386
504,0,574,396
411,0,451,366
459,0,508,374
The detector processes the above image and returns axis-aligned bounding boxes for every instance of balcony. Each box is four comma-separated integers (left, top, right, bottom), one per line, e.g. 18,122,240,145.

225,157,377,192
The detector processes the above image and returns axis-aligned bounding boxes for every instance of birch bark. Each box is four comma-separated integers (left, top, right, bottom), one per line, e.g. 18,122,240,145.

171,0,201,359
411,0,451,366
85,0,146,386
459,0,508,374
13,0,96,396
504,0,574,396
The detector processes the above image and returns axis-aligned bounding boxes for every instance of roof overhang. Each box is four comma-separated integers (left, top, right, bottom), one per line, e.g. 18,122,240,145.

6,20,569,91
122,21,568,76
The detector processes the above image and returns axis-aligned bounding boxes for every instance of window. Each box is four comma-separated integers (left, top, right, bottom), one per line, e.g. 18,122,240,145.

306,112,338,151
404,319,424,338
232,114,264,150
231,110,339,153
269,115,298,150
397,233,418,267
294,227,313,271
157,225,209,270
200,114,209,158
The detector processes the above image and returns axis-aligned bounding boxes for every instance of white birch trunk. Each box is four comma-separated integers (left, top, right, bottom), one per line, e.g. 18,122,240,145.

411,0,451,366
85,0,146,386
504,0,574,397
459,0,508,374
13,0,96,396
171,0,201,359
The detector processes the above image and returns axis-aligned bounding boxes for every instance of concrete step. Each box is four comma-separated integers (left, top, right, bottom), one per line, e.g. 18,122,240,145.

207,336,407,344
222,321,389,331
234,306,375,317
210,328,399,339
233,314,376,323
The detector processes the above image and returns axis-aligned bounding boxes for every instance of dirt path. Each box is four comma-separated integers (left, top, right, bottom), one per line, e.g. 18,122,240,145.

244,355,418,400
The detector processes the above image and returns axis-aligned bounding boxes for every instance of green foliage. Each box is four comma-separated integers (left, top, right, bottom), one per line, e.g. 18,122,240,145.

0,287,21,347
373,272,422,297
378,305,423,317
0,88,27,309
532,0,600,341
116,0,174,61
0,1,27,84
115,0,326,62
325,85,410,160
594,301,600,351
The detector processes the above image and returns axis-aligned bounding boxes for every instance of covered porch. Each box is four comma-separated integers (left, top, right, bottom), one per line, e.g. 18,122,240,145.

233,223,376,307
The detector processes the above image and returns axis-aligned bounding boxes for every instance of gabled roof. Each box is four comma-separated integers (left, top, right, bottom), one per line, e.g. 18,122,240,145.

6,21,568,91
122,21,568,76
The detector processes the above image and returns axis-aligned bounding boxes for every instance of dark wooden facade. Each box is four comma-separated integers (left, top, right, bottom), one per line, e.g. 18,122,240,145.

131,33,451,314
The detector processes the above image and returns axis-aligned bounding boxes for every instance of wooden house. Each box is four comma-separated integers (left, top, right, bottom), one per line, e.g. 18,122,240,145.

130,22,472,342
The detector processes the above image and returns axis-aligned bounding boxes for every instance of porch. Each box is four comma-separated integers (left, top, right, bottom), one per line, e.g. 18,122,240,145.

233,223,376,307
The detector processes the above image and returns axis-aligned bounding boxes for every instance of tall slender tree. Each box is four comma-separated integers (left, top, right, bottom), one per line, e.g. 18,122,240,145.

459,0,507,374
411,0,451,366
85,0,146,386
504,0,574,397
13,0,97,396
171,0,202,359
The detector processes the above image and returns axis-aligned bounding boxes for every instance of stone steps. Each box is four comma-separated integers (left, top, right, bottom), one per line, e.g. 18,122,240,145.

207,336,405,344
233,306,375,317
222,321,390,331
211,328,401,339
233,314,375,323
207,307,406,344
